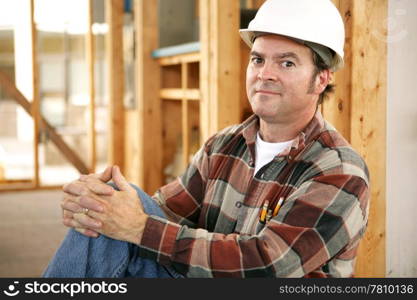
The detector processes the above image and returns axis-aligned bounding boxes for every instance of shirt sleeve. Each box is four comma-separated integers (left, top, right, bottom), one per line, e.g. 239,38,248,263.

139,171,370,277
151,142,211,229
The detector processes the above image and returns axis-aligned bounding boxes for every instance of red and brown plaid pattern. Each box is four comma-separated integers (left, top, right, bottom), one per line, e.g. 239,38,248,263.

138,111,370,278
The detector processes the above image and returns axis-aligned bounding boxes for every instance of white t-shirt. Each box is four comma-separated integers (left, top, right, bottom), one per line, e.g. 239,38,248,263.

254,132,293,175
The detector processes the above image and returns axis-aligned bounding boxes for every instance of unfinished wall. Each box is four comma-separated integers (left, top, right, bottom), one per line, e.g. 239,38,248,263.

387,0,417,277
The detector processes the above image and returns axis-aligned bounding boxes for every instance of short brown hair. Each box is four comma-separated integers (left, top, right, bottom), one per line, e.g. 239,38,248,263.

310,49,335,105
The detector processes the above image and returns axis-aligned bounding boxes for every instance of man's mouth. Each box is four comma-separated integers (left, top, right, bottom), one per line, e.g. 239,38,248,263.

255,89,280,95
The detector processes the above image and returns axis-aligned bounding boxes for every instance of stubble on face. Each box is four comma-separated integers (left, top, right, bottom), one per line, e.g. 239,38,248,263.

246,35,320,124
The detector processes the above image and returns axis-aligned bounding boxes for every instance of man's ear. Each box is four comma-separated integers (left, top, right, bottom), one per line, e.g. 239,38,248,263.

315,69,331,94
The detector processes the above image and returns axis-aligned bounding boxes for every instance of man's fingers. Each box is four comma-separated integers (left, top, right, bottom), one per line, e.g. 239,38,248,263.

63,217,82,229
86,179,114,196
62,192,104,214
79,166,112,183
98,166,113,182
112,165,135,194
73,212,102,229
63,217,100,238
77,194,105,213
61,197,83,214
63,180,89,196
79,174,114,196
74,227,99,238
63,209,73,219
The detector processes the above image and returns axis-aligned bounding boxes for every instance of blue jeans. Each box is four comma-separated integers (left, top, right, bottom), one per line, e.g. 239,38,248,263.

43,184,183,278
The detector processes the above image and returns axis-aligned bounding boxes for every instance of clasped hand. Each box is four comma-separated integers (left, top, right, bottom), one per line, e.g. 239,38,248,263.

61,165,148,245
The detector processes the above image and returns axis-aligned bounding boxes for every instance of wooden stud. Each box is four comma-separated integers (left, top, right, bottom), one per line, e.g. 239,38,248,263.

86,0,96,173
135,0,162,194
349,0,387,277
158,52,200,66
0,184,62,192
245,0,265,9
200,0,241,141
160,89,200,101
106,0,125,172
13,0,40,186
181,62,189,169
322,0,353,141
30,0,40,187
199,0,211,143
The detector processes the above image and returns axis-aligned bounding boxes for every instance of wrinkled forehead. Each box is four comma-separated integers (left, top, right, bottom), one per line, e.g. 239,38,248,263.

252,33,332,67
251,34,313,57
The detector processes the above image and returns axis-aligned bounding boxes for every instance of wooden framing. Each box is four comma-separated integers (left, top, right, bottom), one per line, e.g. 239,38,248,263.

1,0,102,190
12,0,40,188
323,1,354,140
134,0,162,194
200,0,241,142
160,89,200,101
245,0,265,9
132,0,241,191
323,0,387,277
29,0,40,187
181,62,190,169
158,52,200,66
350,0,387,278
86,0,96,173
153,50,200,186
106,0,125,172
0,71,90,175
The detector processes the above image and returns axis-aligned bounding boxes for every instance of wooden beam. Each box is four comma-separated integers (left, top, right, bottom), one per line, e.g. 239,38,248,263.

350,0,387,277
135,0,162,194
86,0,96,173
323,0,353,141
0,184,62,192
14,0,40,186
200,0,241,141
0,71,90,175
106,0,125,172
245,0,265,9
199,0,211,143
29,0,40,187
181,63,189,169
0,179,32,184
158,52,200,66
160,88,200,100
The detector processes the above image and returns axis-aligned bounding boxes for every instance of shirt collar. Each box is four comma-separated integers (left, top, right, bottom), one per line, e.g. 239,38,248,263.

242,110,326,157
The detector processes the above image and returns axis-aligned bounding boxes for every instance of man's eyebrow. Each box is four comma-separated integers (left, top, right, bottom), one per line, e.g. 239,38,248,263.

250,50,301,63
250,50,263,57
275,52,301,63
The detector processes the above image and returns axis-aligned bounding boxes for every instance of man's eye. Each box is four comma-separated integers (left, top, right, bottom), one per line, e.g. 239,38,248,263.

251,57,263,64
281,61,295,68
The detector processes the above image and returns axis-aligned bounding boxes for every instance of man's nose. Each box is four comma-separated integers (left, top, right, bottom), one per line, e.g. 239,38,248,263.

257,63,278,81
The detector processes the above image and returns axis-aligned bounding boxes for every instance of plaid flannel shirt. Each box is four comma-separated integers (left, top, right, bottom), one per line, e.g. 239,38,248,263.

138,111,370,278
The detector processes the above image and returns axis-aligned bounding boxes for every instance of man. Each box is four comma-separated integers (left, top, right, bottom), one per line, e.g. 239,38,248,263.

44,0,369,278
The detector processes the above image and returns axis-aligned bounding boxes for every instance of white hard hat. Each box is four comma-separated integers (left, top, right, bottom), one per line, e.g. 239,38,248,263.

240,0,345,71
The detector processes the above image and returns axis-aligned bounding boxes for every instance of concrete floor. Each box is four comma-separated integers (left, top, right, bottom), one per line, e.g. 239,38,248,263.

0,189,68,277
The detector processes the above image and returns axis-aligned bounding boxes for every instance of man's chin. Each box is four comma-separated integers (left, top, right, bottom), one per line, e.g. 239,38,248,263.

254,111,280,122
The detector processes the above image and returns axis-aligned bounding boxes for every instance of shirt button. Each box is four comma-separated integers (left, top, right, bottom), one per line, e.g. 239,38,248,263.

235,201,242,208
